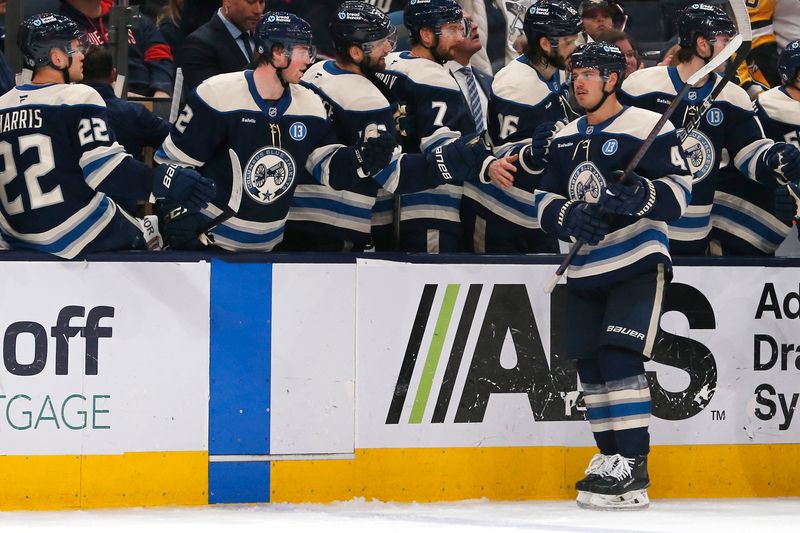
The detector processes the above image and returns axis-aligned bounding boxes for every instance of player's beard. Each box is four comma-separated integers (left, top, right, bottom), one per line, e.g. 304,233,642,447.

547,48,568,70
430,38,454,64
359,54,385,77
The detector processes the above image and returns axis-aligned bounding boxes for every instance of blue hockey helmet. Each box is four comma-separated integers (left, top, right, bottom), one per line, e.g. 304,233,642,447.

676,3,736,48
779,40,800,86
18,13,87,69
524,0,582,41
571,41,627,87
331,1,397,53
404,0,465,40
254,12,316,61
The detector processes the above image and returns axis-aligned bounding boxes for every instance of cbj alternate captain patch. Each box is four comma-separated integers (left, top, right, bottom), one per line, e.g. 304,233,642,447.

569,161,606,204
244,146,297,204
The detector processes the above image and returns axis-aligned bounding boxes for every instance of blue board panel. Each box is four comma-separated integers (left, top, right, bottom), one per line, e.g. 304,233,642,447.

209,260,271,455
209,461,270,504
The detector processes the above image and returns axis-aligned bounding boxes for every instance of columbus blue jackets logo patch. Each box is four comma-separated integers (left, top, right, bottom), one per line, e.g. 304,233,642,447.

244,147,296,204
568,161,606,203
678,128,715,183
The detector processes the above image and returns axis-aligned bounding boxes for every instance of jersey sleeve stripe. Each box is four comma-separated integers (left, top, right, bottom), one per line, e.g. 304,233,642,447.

420,128,460,154
306,144,343,187
155,135,206,168
84,152,132,189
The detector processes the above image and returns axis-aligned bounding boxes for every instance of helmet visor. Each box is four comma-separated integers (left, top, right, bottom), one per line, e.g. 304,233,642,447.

362,26,398,54
287,43,318,63
65,33,90,56
438,17,469,39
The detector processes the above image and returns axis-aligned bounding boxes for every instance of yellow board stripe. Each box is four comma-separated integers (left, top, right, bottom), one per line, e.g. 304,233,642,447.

271,445,800,503
0,451,208,511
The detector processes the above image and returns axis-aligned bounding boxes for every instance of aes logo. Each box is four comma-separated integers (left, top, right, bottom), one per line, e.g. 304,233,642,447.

387,283,717,424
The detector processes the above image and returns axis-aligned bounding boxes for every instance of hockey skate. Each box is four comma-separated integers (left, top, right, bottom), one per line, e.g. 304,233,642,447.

586,454,651,511
575,453,613,508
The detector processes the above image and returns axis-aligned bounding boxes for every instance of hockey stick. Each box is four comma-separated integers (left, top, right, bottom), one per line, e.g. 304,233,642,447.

194,149,243,245
543,1,751,294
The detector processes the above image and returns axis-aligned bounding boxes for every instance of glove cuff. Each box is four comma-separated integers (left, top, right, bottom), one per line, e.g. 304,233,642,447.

634,179,657,218
519,146,544,175
558,200,577,228
478,155,496,184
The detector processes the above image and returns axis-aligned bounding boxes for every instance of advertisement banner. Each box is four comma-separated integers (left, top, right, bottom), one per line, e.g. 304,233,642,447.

0,262,209,455
356,260,800,448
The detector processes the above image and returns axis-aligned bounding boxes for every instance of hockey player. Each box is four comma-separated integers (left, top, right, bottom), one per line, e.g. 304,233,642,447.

380,0,518,253
155,12,397,251
534,42,693,510
618,3,800,255
462,0,581,253
284,2,496,252
711,39,800,254
0,13,215,258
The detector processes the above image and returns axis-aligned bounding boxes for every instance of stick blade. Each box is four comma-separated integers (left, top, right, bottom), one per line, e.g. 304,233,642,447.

228,149,243,214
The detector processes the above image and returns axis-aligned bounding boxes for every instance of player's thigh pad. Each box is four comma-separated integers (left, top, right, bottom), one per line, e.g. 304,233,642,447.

565,287,606,359
600,264,667,358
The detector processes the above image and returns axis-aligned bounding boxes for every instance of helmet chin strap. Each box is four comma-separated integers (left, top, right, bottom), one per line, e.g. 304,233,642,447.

583,78,614,113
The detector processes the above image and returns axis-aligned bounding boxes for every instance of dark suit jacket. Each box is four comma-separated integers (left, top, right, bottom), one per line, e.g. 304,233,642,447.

178,12,250,93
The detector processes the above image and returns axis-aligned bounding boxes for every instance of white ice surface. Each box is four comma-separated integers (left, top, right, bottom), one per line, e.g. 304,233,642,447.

2,499,800,533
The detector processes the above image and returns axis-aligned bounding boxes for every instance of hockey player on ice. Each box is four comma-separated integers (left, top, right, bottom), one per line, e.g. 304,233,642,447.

534,41,693,510
155,12,397,251
0,13,216,258
618,3,800,255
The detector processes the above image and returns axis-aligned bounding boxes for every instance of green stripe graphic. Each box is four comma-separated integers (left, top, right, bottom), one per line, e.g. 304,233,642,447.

409,284,460,424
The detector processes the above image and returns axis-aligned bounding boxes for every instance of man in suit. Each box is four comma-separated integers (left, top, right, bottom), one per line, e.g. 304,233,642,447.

179,0,264,92
448,11,492,133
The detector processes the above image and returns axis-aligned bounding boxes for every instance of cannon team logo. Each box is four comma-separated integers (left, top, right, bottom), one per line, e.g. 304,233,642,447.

679,129,715,183
568,161,606,203
244,147,296,204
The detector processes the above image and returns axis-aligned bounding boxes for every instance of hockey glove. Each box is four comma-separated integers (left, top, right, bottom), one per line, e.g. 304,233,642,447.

599,170,656,217
152,164,217,211
520,121,565,171
354,125,397,177
394,104,416,138
155,201,209,250
765,142,800,184
774,186,796,224
557,201,610,245
426,137,480,184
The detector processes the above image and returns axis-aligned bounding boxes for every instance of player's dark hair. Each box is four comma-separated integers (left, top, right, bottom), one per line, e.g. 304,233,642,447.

81,46,114,84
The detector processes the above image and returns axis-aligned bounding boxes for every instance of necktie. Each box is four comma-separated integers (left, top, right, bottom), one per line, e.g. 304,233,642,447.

240,33,253,61
461,66,485,132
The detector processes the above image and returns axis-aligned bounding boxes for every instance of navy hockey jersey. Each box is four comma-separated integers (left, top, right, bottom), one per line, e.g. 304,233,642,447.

155,70,363,252
286,59,446,248
710,86,798,254
0,83,153,258
380,51,480,237
462,56,573,253
534,106,692,288
619,66,772,254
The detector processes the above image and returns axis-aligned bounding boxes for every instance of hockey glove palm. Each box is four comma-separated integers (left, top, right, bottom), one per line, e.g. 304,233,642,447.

765,142,800,184
354,126,397,177
152,164,216,211
557,202,610,245
599,170,656,217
